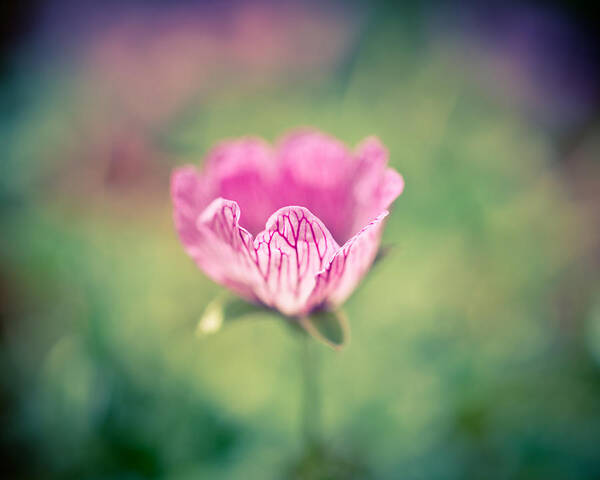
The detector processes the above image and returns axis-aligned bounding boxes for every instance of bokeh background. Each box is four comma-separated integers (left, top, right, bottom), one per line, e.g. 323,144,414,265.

2,1,600,478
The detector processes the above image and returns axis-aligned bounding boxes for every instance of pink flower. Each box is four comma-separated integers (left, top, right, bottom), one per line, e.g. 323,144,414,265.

171,129,404,317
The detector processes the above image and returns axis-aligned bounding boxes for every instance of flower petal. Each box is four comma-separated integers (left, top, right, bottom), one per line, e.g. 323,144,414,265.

309,211,389,309
278,130,354,188
277,130,357,242
204,138,277,235
171,175,261,300
252,206,340,316
171,166,212,250
194,198,266,300
352,137,404,233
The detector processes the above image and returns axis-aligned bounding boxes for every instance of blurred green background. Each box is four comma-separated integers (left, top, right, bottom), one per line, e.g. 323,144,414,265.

1,1,600,479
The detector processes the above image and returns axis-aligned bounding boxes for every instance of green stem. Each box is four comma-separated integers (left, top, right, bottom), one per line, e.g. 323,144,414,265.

301,331,320,448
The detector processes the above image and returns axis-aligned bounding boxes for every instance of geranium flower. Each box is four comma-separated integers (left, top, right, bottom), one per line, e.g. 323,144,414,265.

171,129,404,318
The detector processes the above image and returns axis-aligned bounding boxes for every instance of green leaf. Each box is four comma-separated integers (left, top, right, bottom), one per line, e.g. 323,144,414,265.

195,296,277,337
299,310,350,351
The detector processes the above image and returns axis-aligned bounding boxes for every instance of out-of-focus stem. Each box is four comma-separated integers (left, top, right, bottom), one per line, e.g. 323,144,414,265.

301,332,320,447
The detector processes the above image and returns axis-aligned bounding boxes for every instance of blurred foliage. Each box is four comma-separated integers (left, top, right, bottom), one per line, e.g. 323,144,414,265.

1,1,600,479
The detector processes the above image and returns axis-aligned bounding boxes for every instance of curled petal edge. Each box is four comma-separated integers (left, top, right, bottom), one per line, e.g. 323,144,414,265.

306,211,389,312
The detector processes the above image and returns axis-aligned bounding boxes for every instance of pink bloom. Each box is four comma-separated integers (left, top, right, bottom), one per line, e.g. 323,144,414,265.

171,129,404,317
